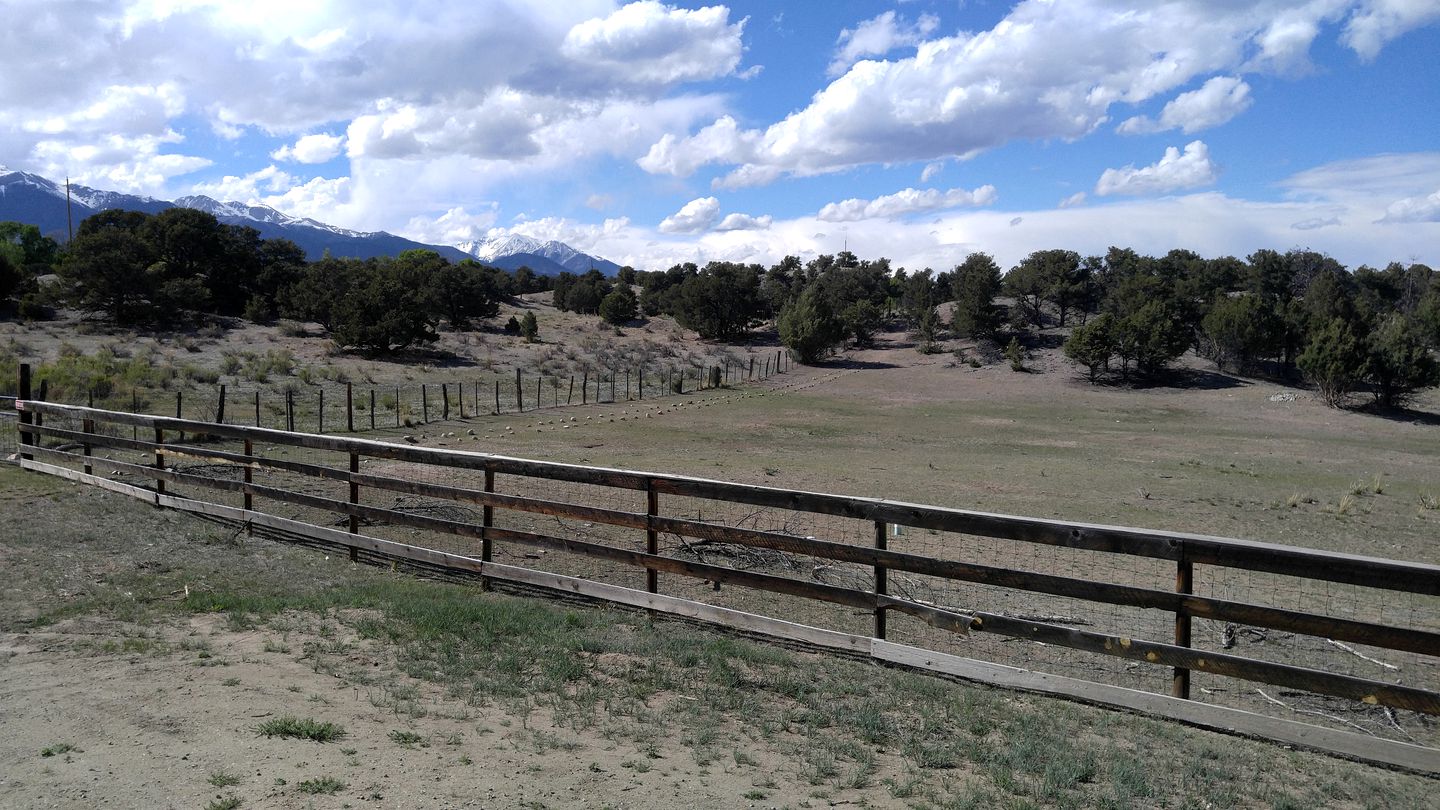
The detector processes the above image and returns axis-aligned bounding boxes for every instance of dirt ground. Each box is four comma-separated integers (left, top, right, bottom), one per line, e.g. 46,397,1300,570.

0,615,836,810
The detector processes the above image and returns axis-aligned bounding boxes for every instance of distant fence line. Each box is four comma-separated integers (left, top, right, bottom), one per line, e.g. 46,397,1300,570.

11,362,1439,774
1,351,789,442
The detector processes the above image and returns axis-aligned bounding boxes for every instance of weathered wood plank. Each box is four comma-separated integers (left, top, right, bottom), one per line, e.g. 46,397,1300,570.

871,641,1439,776
965,612,1440,715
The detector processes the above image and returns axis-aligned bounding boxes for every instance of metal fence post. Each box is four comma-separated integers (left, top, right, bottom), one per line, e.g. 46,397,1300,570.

874,520,888,639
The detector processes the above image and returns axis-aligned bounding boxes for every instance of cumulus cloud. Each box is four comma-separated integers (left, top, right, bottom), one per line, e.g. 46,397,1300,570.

828,11,940,77
271,133,345,164
714,212,772,231
1059,192,1087,208
1377,189,1440,223
561,1,747,85
639,1,1415,187
920,162,943,183
191,165,297,201
1117,76,1253,135
1342,0,1440,60
817,186,997,222
1095,141,1218,197
658,196,721,232
402,204,501,245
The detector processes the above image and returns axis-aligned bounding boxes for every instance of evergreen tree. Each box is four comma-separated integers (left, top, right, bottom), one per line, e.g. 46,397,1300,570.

599,285,638,325
1063,313,1116,382
951,253,1002,337
520,311,539,343
778,286,845,363
1364,315,1439,408
1297,318,1364,407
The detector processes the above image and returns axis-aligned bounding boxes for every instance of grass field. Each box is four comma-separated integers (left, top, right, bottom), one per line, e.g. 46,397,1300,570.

2,309,1438,807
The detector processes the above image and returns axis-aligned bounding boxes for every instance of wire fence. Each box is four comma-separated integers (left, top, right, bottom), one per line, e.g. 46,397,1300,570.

0,351,790,441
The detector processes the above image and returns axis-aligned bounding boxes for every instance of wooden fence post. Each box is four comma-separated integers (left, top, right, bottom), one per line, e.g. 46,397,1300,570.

481,467,495,591
175,391,184,443
132,388,139,440
516,369,523,412
493,381,500,415
396,387,402,427
81,417,93,476
1174,558,1194,699
567,376,574,405
346,382,354,432
458,382,466,419
242,439,253,513
153,427,166,499
422,384,429,423
17,364,32,461
286,389,295,432
874,521,888,639
536,376,541,410
253,391,260,427
370,389,376,431
348,452,360,561
216,384,226,424
318,389,324,434
625,369,631,400
638,368,643,400
582,369,588,404
610,370,616,403
749,357,755,379
442,383,450,421
646,481,659,595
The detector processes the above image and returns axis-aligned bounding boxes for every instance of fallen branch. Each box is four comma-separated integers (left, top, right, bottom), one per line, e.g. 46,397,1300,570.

1326,639,1400,671
1255,689,1376,736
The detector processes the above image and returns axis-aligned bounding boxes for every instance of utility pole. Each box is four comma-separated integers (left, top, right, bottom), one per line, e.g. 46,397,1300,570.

65,177,74,243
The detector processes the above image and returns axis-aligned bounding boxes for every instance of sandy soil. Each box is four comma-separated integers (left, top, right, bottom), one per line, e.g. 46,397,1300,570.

1,614,858,810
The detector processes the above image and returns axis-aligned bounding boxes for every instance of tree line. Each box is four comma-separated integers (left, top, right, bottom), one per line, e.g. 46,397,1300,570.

3,209,1436,408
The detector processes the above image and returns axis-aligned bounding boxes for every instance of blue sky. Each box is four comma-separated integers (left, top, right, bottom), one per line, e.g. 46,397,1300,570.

3,0,1439,271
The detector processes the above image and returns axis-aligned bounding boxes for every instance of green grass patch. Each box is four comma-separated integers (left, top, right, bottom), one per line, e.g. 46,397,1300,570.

255,716,345,742
296,776,345,795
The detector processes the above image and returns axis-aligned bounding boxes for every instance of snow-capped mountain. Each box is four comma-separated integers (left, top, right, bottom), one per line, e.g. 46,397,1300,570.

0,167,620,271
457,234,621,277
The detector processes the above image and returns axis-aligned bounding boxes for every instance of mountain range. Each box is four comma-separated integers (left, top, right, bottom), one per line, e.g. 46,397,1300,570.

0,167,619,275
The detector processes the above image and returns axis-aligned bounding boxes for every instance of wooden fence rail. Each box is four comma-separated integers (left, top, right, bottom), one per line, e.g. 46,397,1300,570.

12,386,1440,771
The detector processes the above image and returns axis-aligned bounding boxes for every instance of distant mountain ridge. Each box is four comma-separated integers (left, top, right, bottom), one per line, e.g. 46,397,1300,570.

457,233,622,277
0,167,618,274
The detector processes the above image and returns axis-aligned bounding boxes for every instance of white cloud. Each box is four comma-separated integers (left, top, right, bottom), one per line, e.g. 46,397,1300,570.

640,1,1408,187
817,185,997,222
1059,192,1087,208
271,133,345,164
1292,216,1341,230
402,204,501,245
585,193,614,211
828,11,940,77
920,162,943,183
714,212,772,231
561,1,746,85
658,196,721,233
1095,141,1218,196
1117,76,1253,134
1342,0,1440,60
191,165,297,201
1377,188,1440,223
257,175,353,224
637,115,756,177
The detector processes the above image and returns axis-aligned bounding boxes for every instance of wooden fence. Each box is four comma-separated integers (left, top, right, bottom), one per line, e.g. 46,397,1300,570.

11,376,1440,773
